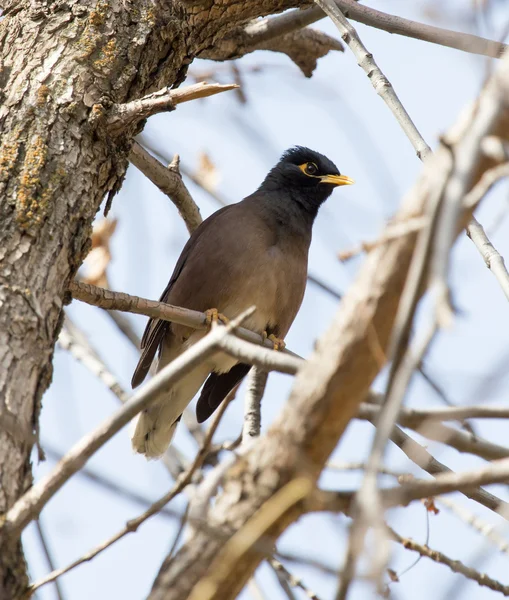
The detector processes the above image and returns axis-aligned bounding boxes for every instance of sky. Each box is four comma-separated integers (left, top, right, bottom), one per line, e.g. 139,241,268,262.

20,1,509,599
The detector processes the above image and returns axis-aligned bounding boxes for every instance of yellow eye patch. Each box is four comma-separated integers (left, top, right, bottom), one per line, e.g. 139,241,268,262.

299,162,319,176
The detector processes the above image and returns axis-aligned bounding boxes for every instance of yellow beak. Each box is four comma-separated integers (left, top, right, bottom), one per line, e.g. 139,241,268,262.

320,174,355,186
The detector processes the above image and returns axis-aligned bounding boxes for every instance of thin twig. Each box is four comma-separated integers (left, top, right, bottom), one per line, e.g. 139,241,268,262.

315,0,431,161
389,525,509,596
35,519,65,600
269,557,322,600
438,496,509,557
332,0,507,58
326,461,410,479
463,162,509,211
242,368,268,442
364,403,509,422
58,317,130,403
467,216,509,301
129,142,202,234
357,400,509,462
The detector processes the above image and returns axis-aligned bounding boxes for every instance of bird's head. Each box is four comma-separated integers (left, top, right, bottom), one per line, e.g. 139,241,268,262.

260,146,354,211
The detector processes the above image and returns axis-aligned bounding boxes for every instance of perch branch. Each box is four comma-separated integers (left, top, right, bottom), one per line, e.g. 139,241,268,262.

69,280,303,363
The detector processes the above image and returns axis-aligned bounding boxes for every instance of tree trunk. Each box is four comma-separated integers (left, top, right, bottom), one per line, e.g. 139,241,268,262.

0,0,294,594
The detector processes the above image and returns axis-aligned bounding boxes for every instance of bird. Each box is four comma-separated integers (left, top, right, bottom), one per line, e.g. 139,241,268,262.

131,146,354,458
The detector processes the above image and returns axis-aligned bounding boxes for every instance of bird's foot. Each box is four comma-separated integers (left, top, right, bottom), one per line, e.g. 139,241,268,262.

262,332,286,351
205,308,230,328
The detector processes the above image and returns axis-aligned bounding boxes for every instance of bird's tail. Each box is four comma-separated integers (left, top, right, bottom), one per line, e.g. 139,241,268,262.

131,409,179,459
131,345,213,458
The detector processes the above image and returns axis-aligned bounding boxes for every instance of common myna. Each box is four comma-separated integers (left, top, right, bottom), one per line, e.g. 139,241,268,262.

131,146,354,458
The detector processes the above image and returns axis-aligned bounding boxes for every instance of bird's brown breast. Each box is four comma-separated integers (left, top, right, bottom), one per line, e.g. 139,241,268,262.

167,199,309,341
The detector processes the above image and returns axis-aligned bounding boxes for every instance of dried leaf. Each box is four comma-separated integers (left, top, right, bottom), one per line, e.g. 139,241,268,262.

423,497,440,515
387,568,399,583
82,218,117,288
195,151,220,192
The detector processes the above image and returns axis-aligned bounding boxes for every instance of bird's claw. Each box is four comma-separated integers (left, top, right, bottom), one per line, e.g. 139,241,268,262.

262,331,286,351
205,308,229,328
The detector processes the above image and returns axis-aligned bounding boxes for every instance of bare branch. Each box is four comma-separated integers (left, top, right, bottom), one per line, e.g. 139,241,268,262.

438,496,509,557
217,335,302,374
313,453,509,517
269,557,321,600
242,368,268,442
315,0,432,161
107,82,239,134
58,316,130,403
202,8,343,77
467,216,509,301
388,525,509,595
129,142,203,234
69,280,303,362
358,401,509,461
385,425,509,516
381,404,509,422
35,519,65,600
333,0,507,58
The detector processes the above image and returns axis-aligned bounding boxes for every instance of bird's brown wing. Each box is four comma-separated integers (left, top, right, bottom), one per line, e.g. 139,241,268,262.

196,363,251,423
131,205,232,388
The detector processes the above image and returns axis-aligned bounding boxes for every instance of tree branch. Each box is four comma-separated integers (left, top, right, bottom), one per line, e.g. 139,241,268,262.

69,280,303,361
129,142,203,234
315,0,432,161
333,0,507,58
467,216,509,301
388,525,509,595
242,368,268,442
358,400,509,461
107,82,239,134
202,8,343,77
385,424,509,516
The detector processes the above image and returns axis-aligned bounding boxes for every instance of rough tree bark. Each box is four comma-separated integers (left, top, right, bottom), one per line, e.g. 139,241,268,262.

0,0,335,595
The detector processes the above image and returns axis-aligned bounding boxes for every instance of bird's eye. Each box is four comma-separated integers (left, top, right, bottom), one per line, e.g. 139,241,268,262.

305,162,318,175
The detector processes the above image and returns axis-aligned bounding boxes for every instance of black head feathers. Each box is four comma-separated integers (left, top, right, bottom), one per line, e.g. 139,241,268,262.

259,146,354,211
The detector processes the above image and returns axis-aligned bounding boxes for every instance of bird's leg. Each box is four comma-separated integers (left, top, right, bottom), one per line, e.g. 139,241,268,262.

204,308,230,328
262,331,286,351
